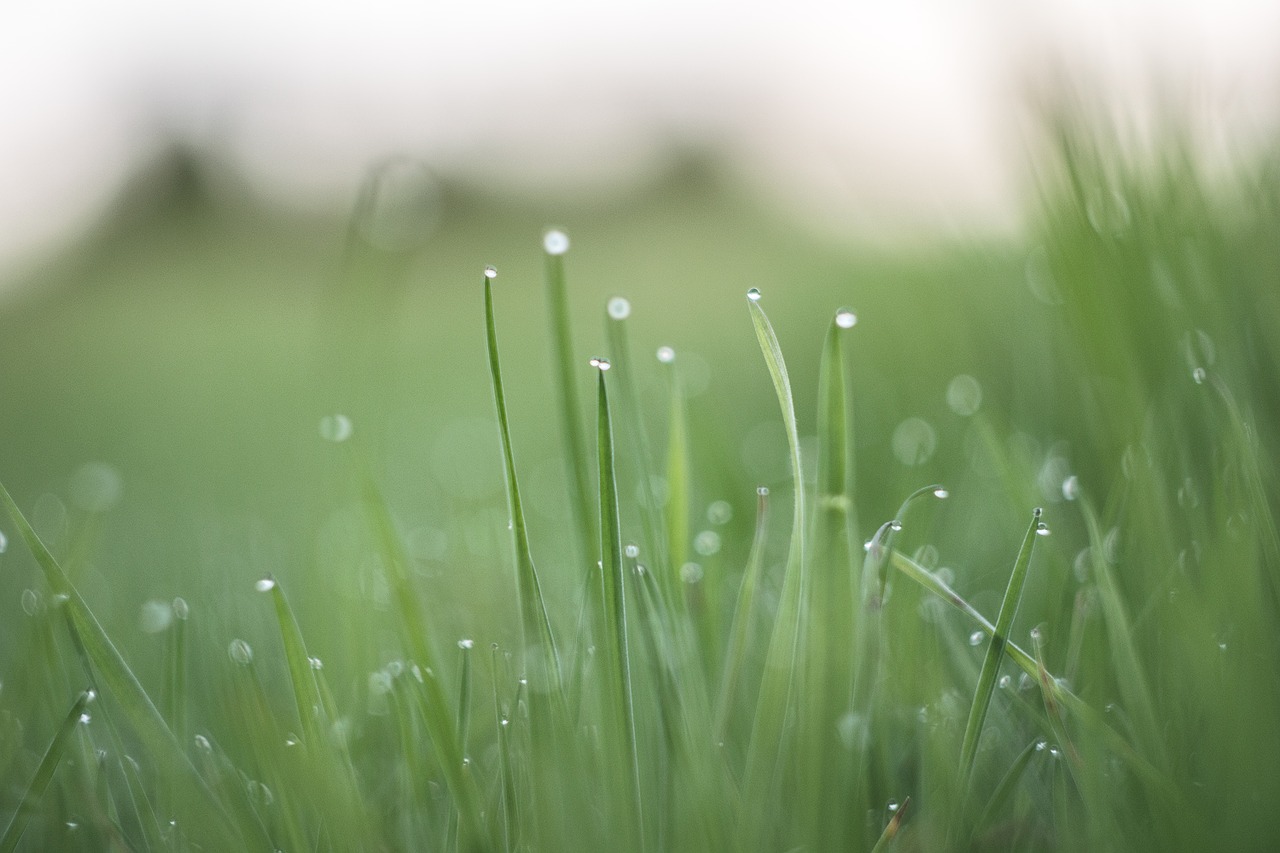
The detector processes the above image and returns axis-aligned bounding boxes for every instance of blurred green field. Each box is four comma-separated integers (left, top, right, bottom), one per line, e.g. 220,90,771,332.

2,114,1279,851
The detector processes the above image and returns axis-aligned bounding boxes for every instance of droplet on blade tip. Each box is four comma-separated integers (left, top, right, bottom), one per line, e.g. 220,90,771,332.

254,577,276,593
607,297,631,320
932,487,949,499
483,265,498,279
656,346,675,363
589,357,611,371
543,229,569,255
835,309,857,328
746,288,762,301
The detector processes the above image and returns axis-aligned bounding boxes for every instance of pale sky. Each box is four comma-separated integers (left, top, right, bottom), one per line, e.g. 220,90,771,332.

1,1,1277,275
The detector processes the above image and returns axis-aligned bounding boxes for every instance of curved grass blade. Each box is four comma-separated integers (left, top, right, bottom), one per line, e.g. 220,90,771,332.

714,485,770,741
971,738,1041,845
362,478,487,850
594,364,645,848
0,480,249,848
542,234,597,570
959,508,1044,780
869,796,911,853
1,690,92,853
740,290,808,846
485,273,563,695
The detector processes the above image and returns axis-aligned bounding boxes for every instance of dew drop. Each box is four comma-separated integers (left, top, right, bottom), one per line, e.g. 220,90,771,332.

319,414,353,443
1062,475,1080,501
889,520,903,532
254,577,276,593
588,357,611,371
835,309,857,329
1030,626,1043,642
171,597,189,620
756,486,769,497
1035,739,1047,751
85,689,96,703
21,589,40,616
933,487,949,499
606,297,631,320
998,675,1012,689
1191,367,1206,384
458,638,474,650
969,630,985,646
228,639,254,666
308,656,324,670
0,529,6,553
656,346,675,364
1033,506,1043,518
887,800,900,813
483,265,498,279
746,288,762,302
707,500,733,525
194,734,212,752
543,229,569,256
1036,522,1051,536
623,543,640,559
693,530,721,556
79,713,91,725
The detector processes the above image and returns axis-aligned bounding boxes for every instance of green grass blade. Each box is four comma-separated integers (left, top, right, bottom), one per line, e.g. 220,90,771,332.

0,480,248,847
959,508,1044,780
490,647,516,853
662,351,691,603
485,272,563,695
740,290,808,847
594,362,645,848
542,234,597,571
362,477,487,850
0,690,91,853
260,577,329,749
869,796,910,853
714,485,770,741
971,738,1040,844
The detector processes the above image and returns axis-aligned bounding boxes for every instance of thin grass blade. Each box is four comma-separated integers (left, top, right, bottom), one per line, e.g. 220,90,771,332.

1,690,92,853
714,485,770,741
869,796,911,853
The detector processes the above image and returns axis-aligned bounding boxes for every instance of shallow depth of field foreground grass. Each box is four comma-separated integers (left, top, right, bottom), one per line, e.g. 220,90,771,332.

2,116,1280,851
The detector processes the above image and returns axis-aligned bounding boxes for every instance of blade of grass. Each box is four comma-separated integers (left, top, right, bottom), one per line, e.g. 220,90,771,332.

594,361,645,848
661,351,691,605
490,646,516,853
1,690,92,853
869,796,911,853
0,480,248,848
484,272,564,695
714,485,770,742
959,508,1044,780
739,289,808,848
542,235,597,572
971,738,1041,845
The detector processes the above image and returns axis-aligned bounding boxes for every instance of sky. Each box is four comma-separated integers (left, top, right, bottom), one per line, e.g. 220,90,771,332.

1,1,1277,276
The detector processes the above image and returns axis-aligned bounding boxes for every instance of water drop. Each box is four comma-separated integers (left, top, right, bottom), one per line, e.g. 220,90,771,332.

746,288,762,301
887,800,900,813
543,229,569,255
756,486,769,497
194,734,212,752
1036,522,1051,536
969,630,985,646
1191,367,1206,384
319,414,353,443
79,713,91,725
693,530,721,556
656,346,675,364
0,529,6,553
1062,475,1080,501
707,500,733,525
308,656,324,670
1030,626,1043,642
500,717,510,728
85,690,96,703
998,675,1012,689
680,562,704,584
285,735,300,747
835,309,857,329
588,357,611,371
254,577,276,593
171,597,189,620
932,487,949,499
483,265,498,279
50,593,68,606
228,639,254,666
1035,739,1048,751
21,589,40,616
946,374,983,416
607,297,631,320
889,520,903,532
1033,507,1043,518
458,638,474,650
623,543,640,559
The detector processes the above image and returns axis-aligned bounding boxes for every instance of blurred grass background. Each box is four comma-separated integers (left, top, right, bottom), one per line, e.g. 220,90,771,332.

2,98,1279,848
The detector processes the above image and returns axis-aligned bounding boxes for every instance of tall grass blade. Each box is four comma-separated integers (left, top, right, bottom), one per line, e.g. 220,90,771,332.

740,291,808,847
959,508,1044,780
662,354,691,603
484,273,563,695
715,485,770,741
594,364,645,848
542,235,597,570
0,690,91,853
971,738,1040,846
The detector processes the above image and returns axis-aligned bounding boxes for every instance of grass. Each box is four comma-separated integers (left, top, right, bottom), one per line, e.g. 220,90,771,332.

1,111,1280,850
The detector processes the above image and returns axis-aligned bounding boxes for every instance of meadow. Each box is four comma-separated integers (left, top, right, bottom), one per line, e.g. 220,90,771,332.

1,113,1278,850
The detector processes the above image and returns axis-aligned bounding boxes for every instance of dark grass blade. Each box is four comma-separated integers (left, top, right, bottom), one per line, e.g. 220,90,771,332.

959,508,1044,780
1,690,92,853
594,365,646,848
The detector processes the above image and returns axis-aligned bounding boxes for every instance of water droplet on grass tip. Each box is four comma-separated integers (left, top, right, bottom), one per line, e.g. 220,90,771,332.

656,346,675,363
607,297,631,320
932,487,949,499
887,800,900,812
756,486,769,497
85,689,97,702
254,577,276,593
543,230,569,255
483,265,498,279
194,734,212,752
308,656,323,670
589,357,611,371
172,597,189,620
79,713,91,724
1033,507,1043,518
889,520,903,532
1036,522,1051,536
969,631,984,646
458,638,474,650
999,675,1012,689
1062,475,1080,501
228,639,253,666
746,288,762,301
319,414,353,443
0,530,6,553
1191,367,1206,384
835,309,857,328
623,544,640,559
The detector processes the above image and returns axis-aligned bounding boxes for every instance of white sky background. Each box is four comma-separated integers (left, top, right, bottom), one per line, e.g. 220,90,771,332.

1,1,1278,275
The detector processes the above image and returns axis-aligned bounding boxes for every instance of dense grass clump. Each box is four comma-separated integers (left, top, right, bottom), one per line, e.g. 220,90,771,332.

2,118,1279,851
